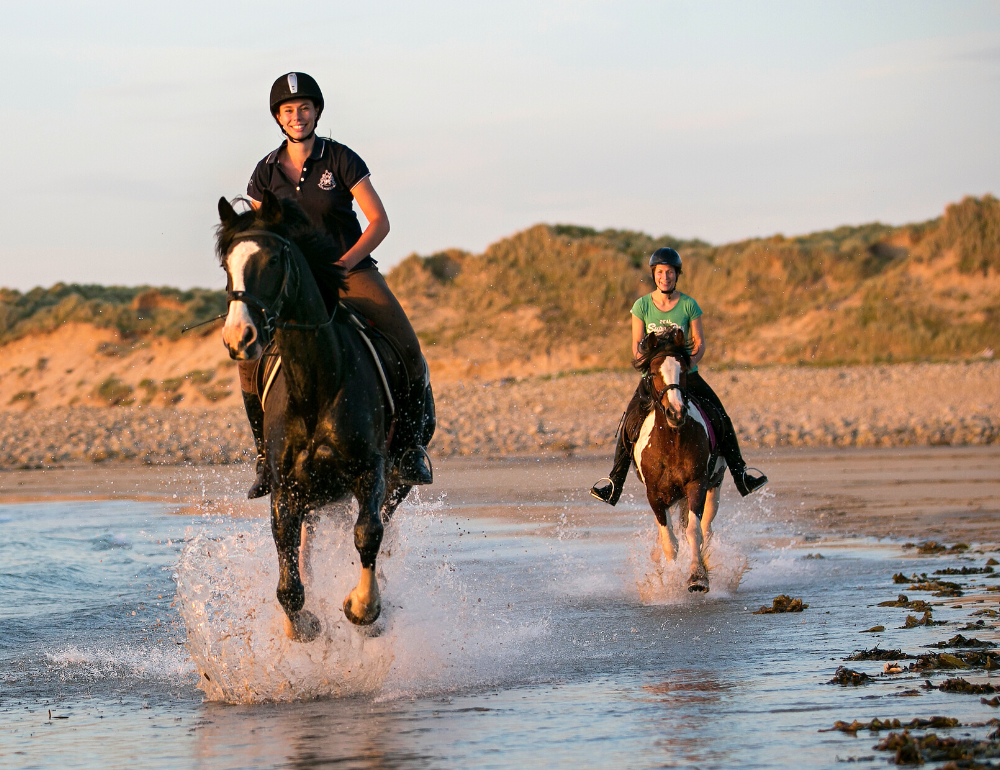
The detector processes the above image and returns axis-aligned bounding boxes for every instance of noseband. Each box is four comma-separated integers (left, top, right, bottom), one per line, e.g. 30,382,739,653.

225,230,336,337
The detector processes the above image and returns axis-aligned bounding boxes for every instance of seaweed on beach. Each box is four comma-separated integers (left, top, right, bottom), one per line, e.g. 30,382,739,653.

828,666,872,686
928,635,997,649
753,595,808,614
908,650,1000,672
874,729,1000,766
917,541,949,555
934,566,995,575
845,646,913,661
879,594,933,611
937,678,998,695
984,696,1000,708
902,611,946,628
823,717,960,735
959,619,990,631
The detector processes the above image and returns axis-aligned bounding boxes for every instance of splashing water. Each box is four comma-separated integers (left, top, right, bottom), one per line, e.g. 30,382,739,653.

628,494,758,603
175,491,550,704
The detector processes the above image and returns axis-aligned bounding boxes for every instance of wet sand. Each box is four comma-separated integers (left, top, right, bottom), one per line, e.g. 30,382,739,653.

1,445,997,544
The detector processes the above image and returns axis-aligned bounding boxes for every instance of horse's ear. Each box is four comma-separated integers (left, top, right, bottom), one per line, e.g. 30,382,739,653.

218,197,238,225
258,190,283,225
673,327,686,348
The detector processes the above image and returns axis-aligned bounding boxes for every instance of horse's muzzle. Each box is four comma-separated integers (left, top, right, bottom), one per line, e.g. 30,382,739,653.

665,405,688,429
223,304,264,360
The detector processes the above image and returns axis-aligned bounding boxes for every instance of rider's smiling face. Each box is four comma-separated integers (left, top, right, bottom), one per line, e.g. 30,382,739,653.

277,99,317,139
653,265,677,294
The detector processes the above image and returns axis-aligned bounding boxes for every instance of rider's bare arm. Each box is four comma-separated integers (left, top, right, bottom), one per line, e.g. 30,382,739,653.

689,317,705,365
338,177,390,271
631,315,645,361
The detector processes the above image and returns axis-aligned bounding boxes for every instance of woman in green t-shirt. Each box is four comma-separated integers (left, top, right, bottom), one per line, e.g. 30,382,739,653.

590,247,767,505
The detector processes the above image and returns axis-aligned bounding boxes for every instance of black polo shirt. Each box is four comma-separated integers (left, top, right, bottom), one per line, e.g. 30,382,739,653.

247,138,376,270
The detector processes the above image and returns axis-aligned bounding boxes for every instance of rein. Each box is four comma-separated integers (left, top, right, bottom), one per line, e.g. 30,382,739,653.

225,230,337,335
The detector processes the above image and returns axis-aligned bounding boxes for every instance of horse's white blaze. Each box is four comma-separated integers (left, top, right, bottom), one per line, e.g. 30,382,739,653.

633,411,656,485
658,358,684,413
223,241,260,352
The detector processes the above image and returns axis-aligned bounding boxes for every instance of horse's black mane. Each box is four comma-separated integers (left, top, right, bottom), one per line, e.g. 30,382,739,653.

633,331,692,372
215,196,347,295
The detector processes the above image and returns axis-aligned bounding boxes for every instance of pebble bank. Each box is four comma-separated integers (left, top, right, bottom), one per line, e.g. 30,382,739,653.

0,362,996,468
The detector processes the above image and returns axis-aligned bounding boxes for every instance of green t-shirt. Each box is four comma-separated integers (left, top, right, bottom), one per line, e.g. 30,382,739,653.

631,292,703,372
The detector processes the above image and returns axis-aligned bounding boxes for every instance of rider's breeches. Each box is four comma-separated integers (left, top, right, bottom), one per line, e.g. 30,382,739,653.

685,371,746,472
340,266,425,385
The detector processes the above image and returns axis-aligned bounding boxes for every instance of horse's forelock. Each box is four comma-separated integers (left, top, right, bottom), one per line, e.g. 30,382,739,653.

634,332,692,373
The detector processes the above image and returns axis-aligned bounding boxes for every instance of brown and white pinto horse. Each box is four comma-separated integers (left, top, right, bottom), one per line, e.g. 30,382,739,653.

632,329,725,593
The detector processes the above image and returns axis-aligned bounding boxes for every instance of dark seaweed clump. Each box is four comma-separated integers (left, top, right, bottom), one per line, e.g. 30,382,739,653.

825,716,960,735
936,678,998,695
828,666,871,686
846,646,913,662
934,565,994,575
874,729,1000,766
928,635,997,649
879,594,933,611
752,595,808,614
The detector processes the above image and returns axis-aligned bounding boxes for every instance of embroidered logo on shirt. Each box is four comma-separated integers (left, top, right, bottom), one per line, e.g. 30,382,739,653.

318,170,335,190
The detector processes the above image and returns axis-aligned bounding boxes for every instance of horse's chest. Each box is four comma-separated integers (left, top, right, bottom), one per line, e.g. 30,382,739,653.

634,412,699,487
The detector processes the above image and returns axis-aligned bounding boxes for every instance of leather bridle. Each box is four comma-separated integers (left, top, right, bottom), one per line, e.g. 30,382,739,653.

643,358,688,426
225,230,337,342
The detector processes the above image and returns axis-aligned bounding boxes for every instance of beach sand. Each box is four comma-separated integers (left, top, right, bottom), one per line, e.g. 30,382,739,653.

2,444,996,544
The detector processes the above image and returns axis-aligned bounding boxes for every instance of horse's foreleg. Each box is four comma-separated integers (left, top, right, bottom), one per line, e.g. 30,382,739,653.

702,486,720,544
344,459,386,626
685,484,709,593
272,490,321,642
648,494,678,563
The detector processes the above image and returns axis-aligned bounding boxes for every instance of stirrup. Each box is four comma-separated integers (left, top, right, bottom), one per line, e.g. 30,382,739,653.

247,454,270,499
733,466,768,498
590,477,619,505
398,447,433,486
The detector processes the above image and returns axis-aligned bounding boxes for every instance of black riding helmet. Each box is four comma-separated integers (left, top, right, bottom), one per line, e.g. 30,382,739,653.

649,247,682,273
270,72,324,142
649,247,682,294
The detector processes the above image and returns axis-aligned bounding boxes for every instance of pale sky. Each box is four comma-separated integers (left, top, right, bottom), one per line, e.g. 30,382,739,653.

1,1,998,290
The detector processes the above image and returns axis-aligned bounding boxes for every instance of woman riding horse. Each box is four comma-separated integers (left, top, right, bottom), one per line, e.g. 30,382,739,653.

240,72,433,497
590,247,768,505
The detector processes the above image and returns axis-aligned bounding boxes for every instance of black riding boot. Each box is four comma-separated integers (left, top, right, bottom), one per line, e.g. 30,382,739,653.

396,377,434,486
717,416,767,497
590,428,635,506
242,390,270,500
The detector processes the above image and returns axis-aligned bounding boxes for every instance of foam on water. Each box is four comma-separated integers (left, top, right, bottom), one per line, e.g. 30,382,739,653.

45,643,194,682
175,492,550,704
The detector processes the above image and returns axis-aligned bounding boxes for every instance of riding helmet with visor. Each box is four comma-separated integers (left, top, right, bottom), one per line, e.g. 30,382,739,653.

270,72,324,118
649,246,682,285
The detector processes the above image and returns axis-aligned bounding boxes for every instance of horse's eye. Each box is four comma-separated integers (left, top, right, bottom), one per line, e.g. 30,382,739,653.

268,256,279,266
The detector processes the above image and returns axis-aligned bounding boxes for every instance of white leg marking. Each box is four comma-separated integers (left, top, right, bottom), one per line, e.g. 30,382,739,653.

658,358,684,414
223,241,260,351
633,412,656,485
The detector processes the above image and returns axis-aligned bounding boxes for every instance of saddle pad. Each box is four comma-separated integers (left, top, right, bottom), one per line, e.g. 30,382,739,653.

691,399,717,452
259,319,395,416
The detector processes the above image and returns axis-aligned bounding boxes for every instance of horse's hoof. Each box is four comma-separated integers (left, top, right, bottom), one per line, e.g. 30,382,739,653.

283,609,321,642
688,569,710,593
343,595,381,626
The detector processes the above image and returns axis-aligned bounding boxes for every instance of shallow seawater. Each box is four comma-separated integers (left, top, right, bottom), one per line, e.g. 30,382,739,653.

1,489,998,769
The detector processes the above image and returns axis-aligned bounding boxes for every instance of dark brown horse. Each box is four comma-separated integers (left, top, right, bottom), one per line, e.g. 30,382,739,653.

631,329,726,593
217,191,431,639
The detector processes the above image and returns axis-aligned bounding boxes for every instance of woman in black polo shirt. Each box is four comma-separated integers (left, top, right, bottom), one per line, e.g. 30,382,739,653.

239,72,432,497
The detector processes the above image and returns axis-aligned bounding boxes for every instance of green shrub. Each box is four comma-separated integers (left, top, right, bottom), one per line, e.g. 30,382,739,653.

93,377,134,406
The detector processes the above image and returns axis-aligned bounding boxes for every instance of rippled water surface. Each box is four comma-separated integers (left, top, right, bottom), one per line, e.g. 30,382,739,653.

1,487,997,769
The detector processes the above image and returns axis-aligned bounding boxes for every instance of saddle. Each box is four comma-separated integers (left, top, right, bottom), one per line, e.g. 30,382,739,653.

248,305,404,417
